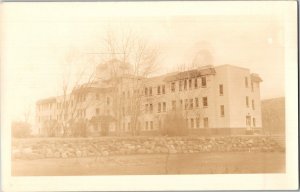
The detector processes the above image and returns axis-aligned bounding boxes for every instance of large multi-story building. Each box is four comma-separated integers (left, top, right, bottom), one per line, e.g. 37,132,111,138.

36,63,262,136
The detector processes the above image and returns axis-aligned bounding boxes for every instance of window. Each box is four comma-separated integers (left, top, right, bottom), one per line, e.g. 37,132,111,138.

252,100,255,110
149,87,152,96
96,94,99,100
179,81,183,91
180,100,183,108
158,103,161,113
186,119,189,128
220,105,225,117
204,117,209,128
150,121,153,130
196,117,200,128
184,79,187,90
195,98,199,108
201,76,207,87
185,99,188,110
163,102,166,112
145,87,148,96
171,82,176,92
246,96,249,107
146,121,148,130
191,118,194,129
162,85,165,94
150,103,153,113
245,77,248,88
251,81,254,92
96,108,99,115
253,118,256,127
157,86,161,95
128,122,131,131
219,84,223,95
145,104,149,113
107,97,110,105
123,91,125,98
190,99,193,109
202,97,208,107
172,100,176,110
246,116,251,126
194,78,198,88
189,79,192,89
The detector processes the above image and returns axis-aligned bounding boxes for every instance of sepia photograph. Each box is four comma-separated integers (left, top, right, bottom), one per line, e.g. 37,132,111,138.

1,1,298,191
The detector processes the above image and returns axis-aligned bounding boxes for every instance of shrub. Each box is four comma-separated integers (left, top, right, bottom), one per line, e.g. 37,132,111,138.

162,110,188,136
12,121,31,138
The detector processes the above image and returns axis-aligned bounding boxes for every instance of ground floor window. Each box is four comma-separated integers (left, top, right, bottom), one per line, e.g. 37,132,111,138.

204,117,209,128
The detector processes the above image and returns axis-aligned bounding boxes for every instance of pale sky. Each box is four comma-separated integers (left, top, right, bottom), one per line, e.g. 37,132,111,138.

1,2,290,123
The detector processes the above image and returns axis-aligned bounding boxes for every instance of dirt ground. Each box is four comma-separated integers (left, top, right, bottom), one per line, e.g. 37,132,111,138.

12,152,285,176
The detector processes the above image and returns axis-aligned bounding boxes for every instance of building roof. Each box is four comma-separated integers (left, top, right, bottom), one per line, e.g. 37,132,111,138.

164,65,216,82
72,86,114,94
251,73,263,82
36,97,56,105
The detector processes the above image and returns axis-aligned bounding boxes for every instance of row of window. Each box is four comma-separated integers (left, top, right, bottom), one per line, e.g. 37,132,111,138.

144,97,208,113
171,76,207,92
144,76,208,97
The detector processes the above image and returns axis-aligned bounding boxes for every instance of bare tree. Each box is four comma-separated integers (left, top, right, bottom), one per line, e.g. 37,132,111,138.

97,30,160,136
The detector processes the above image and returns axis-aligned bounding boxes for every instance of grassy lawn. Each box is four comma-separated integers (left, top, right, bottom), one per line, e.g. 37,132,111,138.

12,152,285,176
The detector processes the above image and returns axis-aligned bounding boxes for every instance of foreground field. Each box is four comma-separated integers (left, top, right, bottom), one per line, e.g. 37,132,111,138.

12,152,285,176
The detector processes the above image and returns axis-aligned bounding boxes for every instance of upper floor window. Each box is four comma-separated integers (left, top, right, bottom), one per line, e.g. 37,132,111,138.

163,102,166,112
194,78,198,88
189,79,192,89
179,81,183,91
253,118,256,127
246,96,249,107
145,104,149,113
219,84,224,96
149,87,152,96
96,93,99,100
145,87,148,96
107,97,110,105
245,77,249,88
157,86,161,95
195,98,199,108
202,97,208,107
150,121,153,130
251,81,254,92
185,99,188,110
189,99,193,109
158,103,161,113
162,85,165,94
171,82,176,92
96,108,99,115
184,79,187,90
150,103,153,113
201,76,207,87
252,100,255,110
